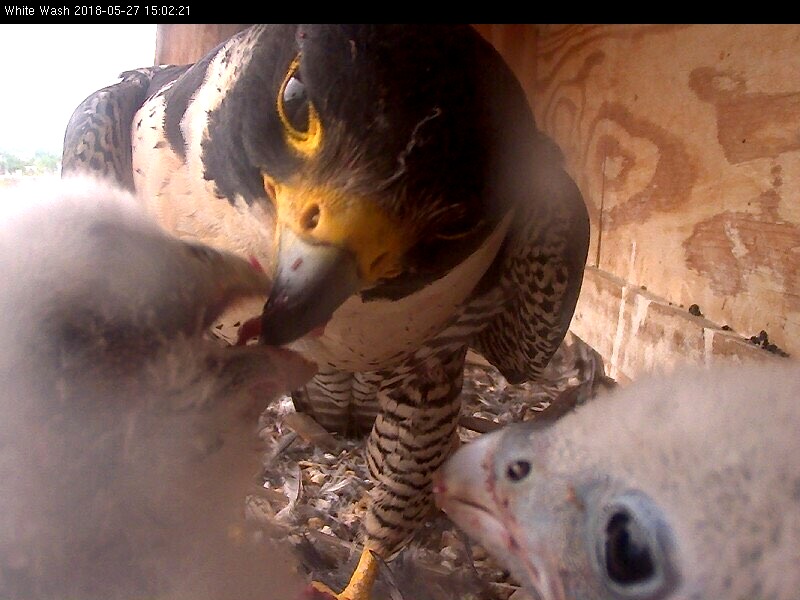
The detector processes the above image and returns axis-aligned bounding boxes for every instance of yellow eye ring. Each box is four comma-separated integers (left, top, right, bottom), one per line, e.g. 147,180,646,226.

277,56,323,157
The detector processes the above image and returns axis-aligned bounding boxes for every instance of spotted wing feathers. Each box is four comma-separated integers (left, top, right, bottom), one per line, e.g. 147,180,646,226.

61,65,189,191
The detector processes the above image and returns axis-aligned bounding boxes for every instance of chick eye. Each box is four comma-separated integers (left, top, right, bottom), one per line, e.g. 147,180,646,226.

605,510,655,584
277,57,322,156
594,492,678,599
505,459,531,482
282,71,310,134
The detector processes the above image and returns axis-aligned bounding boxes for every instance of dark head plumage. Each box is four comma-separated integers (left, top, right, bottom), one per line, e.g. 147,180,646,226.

168,26,535,300
156,25,539,342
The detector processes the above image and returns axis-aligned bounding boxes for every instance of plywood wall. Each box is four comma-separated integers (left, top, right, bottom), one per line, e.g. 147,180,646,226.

476,24,799,377
155,25,251,64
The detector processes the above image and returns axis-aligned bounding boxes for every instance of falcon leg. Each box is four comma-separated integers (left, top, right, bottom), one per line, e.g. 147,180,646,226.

292,368,354,435
310,345,467,599
366,345,467,554
292,369,382,438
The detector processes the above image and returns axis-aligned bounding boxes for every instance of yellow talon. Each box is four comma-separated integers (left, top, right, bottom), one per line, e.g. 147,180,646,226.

309,547,380,600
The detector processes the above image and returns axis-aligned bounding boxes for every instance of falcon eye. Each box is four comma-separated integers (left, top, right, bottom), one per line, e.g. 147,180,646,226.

435,221,474,241
433,206,481,241
282,73,310,134
277,56,322,157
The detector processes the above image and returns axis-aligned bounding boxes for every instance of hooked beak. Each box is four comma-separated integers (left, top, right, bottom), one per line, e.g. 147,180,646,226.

260,225,360,346
259,177,412,346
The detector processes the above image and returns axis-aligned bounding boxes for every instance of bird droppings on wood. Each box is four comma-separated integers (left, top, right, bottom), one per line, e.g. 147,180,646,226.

748,329,790,357
249,333,610,599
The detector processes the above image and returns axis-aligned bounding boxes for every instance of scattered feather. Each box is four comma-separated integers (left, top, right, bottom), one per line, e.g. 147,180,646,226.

254,331,610,599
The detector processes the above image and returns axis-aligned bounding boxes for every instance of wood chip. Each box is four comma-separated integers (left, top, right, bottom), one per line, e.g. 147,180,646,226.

266,431,299,465
283,413,340,453
458,415,503,434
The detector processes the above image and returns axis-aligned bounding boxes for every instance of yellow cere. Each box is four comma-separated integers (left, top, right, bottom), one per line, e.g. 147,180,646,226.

264,175,414,283
277,56,323,157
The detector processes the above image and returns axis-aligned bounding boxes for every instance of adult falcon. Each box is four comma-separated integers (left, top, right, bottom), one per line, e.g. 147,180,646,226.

62,24,590,599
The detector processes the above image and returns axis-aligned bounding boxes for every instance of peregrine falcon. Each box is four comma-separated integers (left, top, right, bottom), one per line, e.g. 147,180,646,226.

436,363,800,600
62,25,589,599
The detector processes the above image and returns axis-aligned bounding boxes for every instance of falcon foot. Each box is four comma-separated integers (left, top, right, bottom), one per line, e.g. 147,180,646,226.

302,548,379,600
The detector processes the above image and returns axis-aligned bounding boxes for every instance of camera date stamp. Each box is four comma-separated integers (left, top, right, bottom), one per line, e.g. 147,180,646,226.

4,3,191,17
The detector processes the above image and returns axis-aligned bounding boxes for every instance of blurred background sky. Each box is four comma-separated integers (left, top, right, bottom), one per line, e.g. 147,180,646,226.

0,25,156,156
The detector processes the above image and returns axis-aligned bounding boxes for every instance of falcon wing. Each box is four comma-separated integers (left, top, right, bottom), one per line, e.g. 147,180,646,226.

472,131,590,384
62,65,190,191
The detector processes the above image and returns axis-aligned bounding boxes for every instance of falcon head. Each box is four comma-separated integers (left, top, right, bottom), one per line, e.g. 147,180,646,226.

181,25,536,345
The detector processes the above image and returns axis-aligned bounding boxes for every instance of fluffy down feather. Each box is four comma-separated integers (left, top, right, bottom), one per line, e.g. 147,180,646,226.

436,361,800,600
0,177,315,599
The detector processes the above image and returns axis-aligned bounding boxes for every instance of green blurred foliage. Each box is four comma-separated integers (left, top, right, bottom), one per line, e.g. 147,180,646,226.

0,150,61,175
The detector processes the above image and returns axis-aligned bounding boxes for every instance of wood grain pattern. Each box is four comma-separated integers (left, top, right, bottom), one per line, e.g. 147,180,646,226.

477,24,800,365
155,25,252,65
